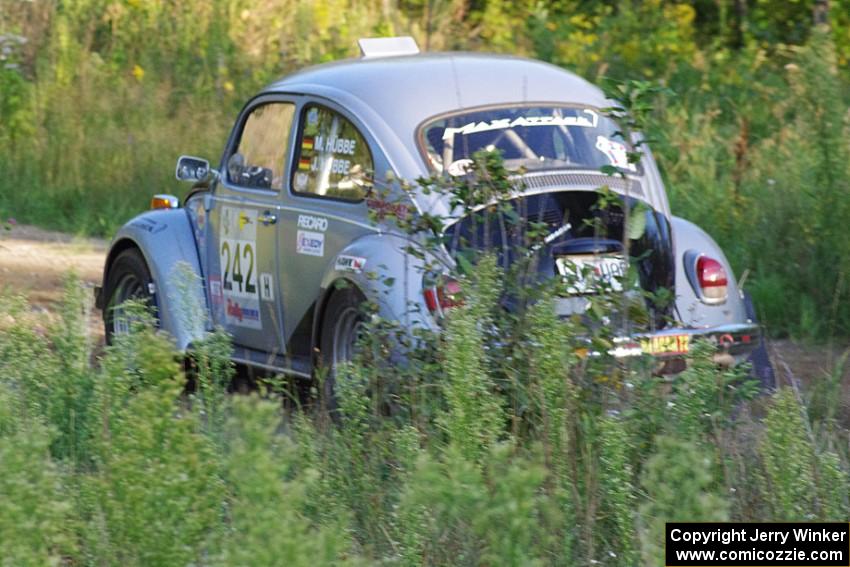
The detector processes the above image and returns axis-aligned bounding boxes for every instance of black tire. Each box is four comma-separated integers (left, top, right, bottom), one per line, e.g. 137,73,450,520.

318,287,367,411
103,248,157,344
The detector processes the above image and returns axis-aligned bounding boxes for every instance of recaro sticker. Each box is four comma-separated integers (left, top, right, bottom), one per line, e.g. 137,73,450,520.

296,230,324,257
297,214,328,232
335,255,366,273
219,206,262,329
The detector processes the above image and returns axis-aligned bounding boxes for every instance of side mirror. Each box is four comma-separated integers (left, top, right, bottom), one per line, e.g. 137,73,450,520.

175,155,213,182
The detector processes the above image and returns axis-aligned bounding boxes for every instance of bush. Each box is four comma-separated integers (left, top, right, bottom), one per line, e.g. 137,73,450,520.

0,232,849,566
639,436,729,565
218,397,359,566
760,387,850,521
0,422,77,566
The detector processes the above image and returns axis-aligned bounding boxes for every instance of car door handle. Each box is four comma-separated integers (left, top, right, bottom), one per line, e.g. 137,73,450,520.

258,211,277,225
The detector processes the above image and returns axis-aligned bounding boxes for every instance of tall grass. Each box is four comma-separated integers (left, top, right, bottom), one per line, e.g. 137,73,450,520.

2,244,848,564
655,30,850,337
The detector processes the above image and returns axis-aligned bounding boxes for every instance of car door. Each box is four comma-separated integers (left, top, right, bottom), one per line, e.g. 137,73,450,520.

206,98,296,356
279,102,379,345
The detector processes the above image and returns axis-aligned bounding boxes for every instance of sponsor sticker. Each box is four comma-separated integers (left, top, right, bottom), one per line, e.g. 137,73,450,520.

595,135,637,172
194,200,206,231
366,198,410,221
296,230,324,257
293,172,309,191
447,158,473,177
307,107,319,125
297,214,328,232
209,275,223,304
335,255,366,273
225,298,261,330
442,109,599,141
221,206,257,239
130,218,167,234
259,272,274,302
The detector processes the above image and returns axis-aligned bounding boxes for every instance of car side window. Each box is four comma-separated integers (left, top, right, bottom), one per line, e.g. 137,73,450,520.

291,104,373,201
228,102,295,190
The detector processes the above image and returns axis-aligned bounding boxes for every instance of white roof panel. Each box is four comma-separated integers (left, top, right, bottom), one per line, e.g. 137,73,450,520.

358,36,420,58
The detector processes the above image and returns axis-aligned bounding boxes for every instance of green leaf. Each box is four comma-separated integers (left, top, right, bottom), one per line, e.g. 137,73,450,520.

456,253,474,275
600,165,620,177
627,202,650,240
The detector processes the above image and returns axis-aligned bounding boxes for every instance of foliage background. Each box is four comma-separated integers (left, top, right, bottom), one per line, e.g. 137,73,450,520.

1,4,850,560
2,0,850,337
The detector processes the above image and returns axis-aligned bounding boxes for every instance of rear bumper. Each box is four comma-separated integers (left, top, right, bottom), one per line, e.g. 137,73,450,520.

608,322,761,362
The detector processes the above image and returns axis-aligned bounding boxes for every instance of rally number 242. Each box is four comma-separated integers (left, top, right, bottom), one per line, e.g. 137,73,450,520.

220,239,257,296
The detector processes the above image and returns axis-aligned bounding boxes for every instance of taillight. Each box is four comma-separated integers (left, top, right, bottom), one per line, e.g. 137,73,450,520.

424,278,463,316
697,256,728,303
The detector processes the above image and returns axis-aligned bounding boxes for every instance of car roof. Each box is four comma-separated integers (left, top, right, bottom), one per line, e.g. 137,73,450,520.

263,53,610,170
265,52,609,116
261,53,666,218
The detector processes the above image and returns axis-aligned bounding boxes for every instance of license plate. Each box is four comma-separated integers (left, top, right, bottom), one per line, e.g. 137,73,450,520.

556,254,626,294
640,334,690,356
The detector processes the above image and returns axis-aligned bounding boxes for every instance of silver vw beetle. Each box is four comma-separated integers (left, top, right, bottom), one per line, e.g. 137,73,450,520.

96,37,764,383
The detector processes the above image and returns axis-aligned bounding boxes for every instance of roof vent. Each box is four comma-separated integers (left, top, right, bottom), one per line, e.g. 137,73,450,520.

358,36,420,58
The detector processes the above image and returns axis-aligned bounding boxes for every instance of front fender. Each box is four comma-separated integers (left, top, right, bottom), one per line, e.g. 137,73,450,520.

101,209,208,350
671,216,752,329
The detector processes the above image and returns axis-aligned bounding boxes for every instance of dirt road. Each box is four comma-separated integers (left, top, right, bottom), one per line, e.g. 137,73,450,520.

0,224,106,339
0,224,846,418
0,224,105,305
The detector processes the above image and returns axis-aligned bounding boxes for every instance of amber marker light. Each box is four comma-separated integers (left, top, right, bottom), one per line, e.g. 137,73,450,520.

150,194,179,210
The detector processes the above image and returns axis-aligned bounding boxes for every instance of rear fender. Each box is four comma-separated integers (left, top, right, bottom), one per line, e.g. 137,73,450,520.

671,216,752,329
101,209,208,350
311,233,444,352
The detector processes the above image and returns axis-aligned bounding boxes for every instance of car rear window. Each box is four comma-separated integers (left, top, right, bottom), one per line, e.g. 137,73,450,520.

419,105,640,176
291,104,373,202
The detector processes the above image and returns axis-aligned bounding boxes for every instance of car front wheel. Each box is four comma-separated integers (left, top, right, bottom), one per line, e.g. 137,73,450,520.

104,248,157,344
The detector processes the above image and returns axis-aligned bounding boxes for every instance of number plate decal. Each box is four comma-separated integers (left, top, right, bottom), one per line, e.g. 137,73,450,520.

219,207,262,329
640,334,690,356
556,254,626,294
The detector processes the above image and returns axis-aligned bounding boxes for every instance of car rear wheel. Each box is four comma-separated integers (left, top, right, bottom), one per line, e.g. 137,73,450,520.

319,287,367,411
104,248,157,344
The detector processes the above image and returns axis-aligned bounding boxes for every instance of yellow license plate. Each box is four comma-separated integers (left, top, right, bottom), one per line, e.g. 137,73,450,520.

640,334,690,356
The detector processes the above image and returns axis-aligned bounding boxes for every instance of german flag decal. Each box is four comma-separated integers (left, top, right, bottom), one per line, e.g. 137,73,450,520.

298,157,312,171
301,137,314,151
